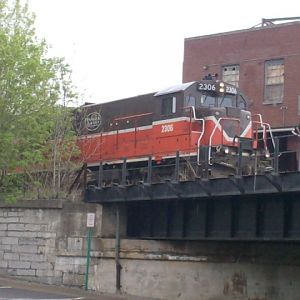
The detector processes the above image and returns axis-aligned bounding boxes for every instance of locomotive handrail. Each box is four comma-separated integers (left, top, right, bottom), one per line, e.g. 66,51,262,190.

113,112,153,121
208,117,240,165
252,120,275,153
197,122,205,166
113,112,153,149
183,106,205,165
252,113,263,124
252,113,275,152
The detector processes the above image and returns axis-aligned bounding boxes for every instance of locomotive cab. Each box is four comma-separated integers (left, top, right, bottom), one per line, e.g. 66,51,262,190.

154,79,270,176
155,79,253,152
196,80,253,150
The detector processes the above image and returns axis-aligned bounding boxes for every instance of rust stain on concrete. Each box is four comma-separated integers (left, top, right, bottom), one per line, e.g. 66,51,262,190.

223,271,247,296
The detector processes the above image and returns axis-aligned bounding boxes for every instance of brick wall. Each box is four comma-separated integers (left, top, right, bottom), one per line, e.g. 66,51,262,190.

183,22,300,128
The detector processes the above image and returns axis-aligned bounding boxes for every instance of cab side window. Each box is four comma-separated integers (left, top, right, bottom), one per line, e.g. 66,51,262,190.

238,96,247,109
184,95,196,107
162,96,176,115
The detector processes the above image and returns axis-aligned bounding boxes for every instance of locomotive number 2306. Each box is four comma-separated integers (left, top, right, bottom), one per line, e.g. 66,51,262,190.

161,124,174,133
198,83,216,91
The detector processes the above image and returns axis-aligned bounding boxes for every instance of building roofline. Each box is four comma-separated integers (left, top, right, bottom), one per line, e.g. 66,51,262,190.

185,21,300,42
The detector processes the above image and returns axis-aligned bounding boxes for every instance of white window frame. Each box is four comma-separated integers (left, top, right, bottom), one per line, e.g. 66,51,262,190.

172,96,176,113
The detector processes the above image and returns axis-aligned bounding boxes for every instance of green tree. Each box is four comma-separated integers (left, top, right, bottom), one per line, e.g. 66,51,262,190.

0,0,79,201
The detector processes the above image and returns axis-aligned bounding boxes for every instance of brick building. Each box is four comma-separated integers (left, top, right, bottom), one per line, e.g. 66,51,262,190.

183,21,300,170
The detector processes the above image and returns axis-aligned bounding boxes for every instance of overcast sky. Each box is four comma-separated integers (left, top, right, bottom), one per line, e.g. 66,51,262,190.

27,0,299,104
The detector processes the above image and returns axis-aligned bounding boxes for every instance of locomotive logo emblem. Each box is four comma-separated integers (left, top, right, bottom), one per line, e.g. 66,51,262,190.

85,112,101,131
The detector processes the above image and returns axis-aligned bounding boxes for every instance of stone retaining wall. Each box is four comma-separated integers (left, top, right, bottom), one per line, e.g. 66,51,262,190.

1,200,300,300
0,200,101,286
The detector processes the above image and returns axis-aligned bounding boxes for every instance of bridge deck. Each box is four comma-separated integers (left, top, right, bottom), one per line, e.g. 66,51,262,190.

85,172,300,241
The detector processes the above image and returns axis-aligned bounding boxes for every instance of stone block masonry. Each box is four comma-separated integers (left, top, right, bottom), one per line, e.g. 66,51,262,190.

1,200,300,299
0,205,59,284
0,200,102,286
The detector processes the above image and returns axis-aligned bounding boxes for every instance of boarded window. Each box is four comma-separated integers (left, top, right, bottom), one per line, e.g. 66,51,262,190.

222,65,239,87
264,59,284,104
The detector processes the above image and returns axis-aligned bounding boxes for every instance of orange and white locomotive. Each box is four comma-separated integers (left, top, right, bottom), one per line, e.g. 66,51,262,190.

75,78,273,184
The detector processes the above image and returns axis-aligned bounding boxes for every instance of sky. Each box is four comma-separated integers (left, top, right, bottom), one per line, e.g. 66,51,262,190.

27,0,299,104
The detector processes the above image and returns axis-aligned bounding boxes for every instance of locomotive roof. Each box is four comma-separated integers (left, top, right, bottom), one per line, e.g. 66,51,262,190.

81,92,155,108
154,81,195,96
81,82,195,107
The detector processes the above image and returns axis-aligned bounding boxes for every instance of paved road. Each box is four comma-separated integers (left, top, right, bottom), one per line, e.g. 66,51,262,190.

0,276,154,300
0,285,84,299
0,284,86,299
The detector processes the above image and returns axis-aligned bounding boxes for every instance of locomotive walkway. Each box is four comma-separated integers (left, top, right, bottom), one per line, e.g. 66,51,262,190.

86,172,300,202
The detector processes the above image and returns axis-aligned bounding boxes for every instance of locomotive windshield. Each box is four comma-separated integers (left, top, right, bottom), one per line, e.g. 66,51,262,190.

201,93,241,108
185,80,247,109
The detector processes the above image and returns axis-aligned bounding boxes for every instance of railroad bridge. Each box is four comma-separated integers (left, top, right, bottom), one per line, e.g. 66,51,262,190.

84,151,300,299
85,157,300,241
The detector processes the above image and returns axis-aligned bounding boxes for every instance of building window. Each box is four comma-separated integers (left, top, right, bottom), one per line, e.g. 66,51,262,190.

161,96,176,115
264,59,284,104
222,65,239,87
